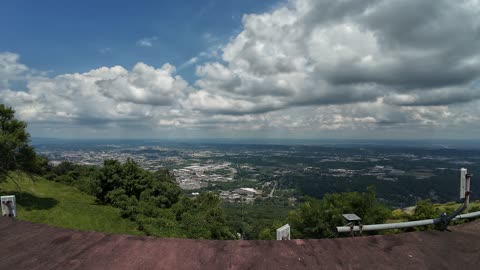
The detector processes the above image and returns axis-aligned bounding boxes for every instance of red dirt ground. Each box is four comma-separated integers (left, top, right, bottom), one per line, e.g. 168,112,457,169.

1,217,479,270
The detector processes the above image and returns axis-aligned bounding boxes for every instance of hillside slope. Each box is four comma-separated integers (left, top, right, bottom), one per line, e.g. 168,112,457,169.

0,174,142,235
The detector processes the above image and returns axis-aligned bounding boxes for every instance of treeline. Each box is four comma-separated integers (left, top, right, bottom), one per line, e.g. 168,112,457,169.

32,159,480,239
47,158,392,240
40,159,235,239
252,187,391,239
282,169,466,207
0,104,46,182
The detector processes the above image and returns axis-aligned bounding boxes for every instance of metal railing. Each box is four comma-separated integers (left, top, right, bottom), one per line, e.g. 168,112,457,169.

336,210,480,233
337,169,475,234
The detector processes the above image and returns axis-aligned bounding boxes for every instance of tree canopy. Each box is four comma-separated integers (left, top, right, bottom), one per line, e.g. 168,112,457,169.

287,187,391,238
0,104,39,182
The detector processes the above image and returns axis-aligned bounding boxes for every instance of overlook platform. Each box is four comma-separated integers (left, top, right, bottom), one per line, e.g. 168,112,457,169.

1,217,479,270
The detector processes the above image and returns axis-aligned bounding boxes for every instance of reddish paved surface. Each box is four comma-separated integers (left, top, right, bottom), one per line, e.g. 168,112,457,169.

1,218,479,270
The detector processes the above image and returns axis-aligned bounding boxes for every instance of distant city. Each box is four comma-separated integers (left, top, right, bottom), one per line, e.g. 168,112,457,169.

33,139,480,208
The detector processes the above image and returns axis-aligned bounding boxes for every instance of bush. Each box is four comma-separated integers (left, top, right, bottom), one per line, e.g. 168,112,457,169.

410,200,438,220
39,157,238,239
288,187,391,239
409,199,440,231
0,104,39,181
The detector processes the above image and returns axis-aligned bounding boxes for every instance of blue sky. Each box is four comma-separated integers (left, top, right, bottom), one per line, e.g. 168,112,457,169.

1,0,480,139
0,0,279,80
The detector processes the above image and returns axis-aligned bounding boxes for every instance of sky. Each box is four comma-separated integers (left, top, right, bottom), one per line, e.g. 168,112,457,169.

1,0,480,140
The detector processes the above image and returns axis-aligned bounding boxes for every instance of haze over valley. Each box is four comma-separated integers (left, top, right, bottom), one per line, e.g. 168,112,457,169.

34,139,480,208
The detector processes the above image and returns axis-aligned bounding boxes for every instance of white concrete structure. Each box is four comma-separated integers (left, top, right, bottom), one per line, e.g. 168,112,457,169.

1,195,16,217
460,168,467,199
237,188,261,195
276,224,291,240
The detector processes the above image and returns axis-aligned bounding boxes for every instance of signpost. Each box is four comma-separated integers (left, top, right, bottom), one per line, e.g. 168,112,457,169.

342,213,362,237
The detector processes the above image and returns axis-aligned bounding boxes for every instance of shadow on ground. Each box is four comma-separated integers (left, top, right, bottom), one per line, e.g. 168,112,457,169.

6,191,58,210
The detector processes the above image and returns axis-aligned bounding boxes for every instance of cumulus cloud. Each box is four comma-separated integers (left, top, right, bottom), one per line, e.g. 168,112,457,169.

0,52,28,87
2,0,480,138
97,63,188,106
384,86,480,106
187,0,480,116
181,90,284,115
0,55,187,127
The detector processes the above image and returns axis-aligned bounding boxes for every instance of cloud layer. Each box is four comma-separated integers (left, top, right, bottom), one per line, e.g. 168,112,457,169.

1,0,480,138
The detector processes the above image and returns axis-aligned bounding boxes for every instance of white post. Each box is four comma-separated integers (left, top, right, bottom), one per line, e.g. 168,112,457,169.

465,173,471,205
276,224,291,240
1,195,16,217
460,168,467,199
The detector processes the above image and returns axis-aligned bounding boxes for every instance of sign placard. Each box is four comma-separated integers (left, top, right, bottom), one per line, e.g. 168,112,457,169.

1,195,16,217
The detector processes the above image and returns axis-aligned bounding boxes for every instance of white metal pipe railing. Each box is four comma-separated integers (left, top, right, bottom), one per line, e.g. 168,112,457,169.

336,211,480,233
338,169,476,234
453,211,480,220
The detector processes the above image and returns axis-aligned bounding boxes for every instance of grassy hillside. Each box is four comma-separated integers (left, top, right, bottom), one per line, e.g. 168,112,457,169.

1,173,478,238
389,200,480,224
0,173,142,235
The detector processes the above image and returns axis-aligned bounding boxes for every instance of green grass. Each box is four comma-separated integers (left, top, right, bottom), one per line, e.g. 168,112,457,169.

388,200,480,223
433,200,480,213
0,173,143,235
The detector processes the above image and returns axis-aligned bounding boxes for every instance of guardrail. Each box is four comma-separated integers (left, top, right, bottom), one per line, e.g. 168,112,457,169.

336,211,480,233
337,168,476,234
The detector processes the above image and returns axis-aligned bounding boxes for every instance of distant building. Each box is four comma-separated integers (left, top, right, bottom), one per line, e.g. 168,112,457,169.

235,188,261,196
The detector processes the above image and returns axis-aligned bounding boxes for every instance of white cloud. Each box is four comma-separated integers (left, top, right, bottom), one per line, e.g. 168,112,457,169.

2,0,480,138
0,56,186,127
178,57,198,70
0,52,28,87
187,0,480,117
178,44,224,71
97,62,188,106
136,36,158,47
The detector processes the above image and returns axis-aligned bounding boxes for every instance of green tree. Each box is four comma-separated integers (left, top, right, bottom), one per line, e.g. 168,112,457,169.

172,193,235,239
411,199,438,220
258,220,284,240
42,152,232,239
258,228,274,240
93,159,125,203
0,104,38,182
288,188,390,239
409,199,440,230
